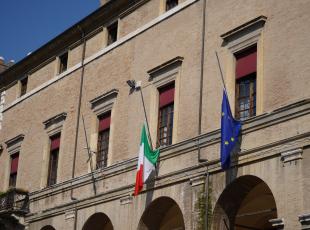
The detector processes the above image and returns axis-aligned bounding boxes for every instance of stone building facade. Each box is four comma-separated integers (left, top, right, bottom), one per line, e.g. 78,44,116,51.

0,0,310,229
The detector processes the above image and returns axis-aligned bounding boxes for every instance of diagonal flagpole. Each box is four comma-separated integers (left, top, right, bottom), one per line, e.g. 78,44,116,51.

138,88,154,149
215,51,228,96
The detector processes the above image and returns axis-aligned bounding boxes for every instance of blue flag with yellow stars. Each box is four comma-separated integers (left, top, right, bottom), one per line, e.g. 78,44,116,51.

221,91,241,170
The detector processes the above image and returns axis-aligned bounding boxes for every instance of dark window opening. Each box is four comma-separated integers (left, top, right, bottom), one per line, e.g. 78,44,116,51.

166,0,178,11
235,46,257,120
47,134,60,186
157,83,175,147
20,77,28,96
59,52,68,74
9,153,19,188
107,22,118,45
97,112,111,169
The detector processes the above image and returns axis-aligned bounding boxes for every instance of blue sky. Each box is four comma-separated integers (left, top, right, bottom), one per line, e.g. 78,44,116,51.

0,0,99,63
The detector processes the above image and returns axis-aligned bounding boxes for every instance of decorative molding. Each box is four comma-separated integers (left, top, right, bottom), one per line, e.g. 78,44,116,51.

147,56,184,81
43,112,67,128
43,112,67,136
299,213,310,229
120,195,133,205
269,218,284,229
190,175,205,187
221,15,267,47
281,148,303,164
89,89,118,115
65,210,76,220
5,134,25,155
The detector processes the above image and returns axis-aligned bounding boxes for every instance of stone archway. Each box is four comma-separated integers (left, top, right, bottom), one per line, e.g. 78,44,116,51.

137,196,185,230
41,226,56,230
82,212,113,230
212,175,277,230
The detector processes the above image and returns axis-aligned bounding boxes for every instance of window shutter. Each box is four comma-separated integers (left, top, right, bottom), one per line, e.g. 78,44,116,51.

99,113,111,132
159,84,175,108
235,46,257,79
50,134,61,151
10,153,19,174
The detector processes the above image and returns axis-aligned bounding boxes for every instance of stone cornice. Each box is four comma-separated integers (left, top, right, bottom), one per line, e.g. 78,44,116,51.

43,112,67,127
221,15,267,42
5,134,25,148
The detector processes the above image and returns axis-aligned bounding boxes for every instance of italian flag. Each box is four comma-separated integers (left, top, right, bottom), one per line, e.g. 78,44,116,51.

134,124,160,196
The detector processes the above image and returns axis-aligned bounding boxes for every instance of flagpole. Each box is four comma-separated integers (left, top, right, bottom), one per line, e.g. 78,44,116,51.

138,88,154,149
82,115,97,196
215,51,228,96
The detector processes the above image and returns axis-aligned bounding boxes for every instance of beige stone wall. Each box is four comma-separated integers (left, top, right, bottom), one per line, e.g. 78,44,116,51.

0,0,309,229
4,82,18,105
85,30,105,59
119,0,160,38
28,59,57,90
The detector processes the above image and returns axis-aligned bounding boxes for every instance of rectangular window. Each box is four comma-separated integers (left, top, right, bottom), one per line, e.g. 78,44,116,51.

235,46,257,120
157,83,175,147
166,0,178,11
9,153,19,188
97,112,111,168
20,77,28,96
59,52,68,74
107,22,118,45
47,133,60,186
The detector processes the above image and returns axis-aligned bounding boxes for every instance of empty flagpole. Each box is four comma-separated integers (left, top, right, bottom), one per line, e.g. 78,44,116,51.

215,51,228,95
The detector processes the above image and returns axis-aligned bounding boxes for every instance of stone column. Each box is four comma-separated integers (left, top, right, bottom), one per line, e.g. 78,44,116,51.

269,218,284,230
65,209,76,230
190,175,207,230
299,214,310,230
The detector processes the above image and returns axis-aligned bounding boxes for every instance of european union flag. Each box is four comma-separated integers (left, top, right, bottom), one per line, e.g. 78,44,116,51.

221,91,241,169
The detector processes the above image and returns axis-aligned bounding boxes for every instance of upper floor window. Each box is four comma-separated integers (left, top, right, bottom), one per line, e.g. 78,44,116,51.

20,77,28,97
107,22,118,46
9,153,19,188
166,0,178,11
97,112,111,168
47,133,61,186
58,52,68,74
235,46,257,120
157,83,175,147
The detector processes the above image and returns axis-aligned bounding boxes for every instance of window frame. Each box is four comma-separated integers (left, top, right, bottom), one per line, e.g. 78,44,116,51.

58,52,68,74
96,112,111,169
19,76,28,97
42,113,66,188
4,134,24,190
107,21,118,46
166,0,178,11
157,83,175,147
9,152,19,188
148,57,183,148
220,16,266,118
47,133,61,187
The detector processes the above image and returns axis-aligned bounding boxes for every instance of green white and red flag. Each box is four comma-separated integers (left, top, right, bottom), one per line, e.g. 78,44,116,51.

134,124,160,196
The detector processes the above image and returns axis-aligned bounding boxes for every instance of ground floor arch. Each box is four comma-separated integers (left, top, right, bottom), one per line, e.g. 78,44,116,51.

212,175,278,230
138,196,185,230
82,212,113,230
41,226,56,230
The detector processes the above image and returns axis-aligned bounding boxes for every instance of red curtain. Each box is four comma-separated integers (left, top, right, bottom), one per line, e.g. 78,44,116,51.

236,46,257,79
159,84,175,108
50,134,61,150
10,153,19,174
99,113,111,132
